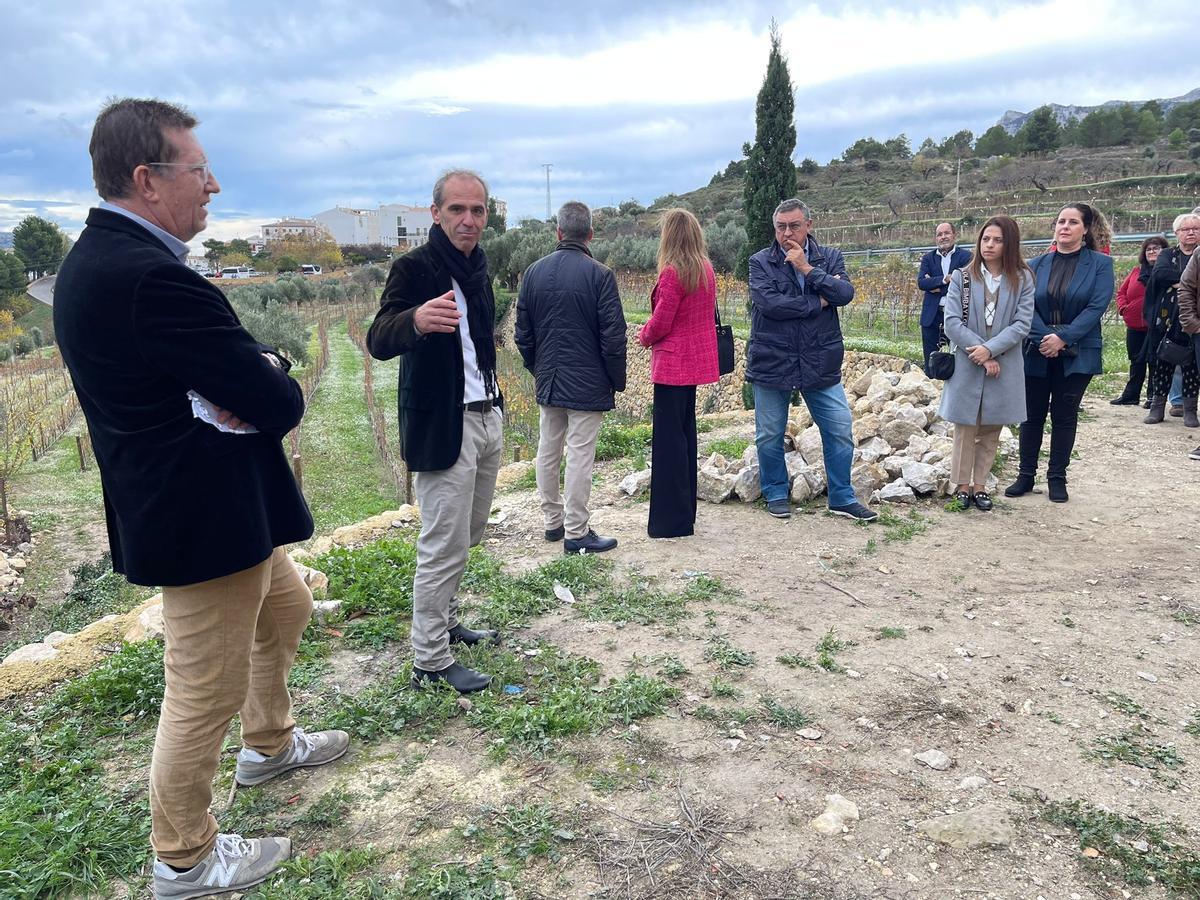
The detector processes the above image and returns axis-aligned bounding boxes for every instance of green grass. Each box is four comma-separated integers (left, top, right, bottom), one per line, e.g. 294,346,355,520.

1039,798,1200,893
251,848,393,899
656,656,690,680
594,420,653,461
402,856,511,899
314,537,418,618
760,697,812,728
877,508,929,543
1088,729,1185,780
45,553,148,634
574,582,688,625
875,626,906,640
46,638,165,727
703,634,756,671
704,437,751,459
299,323,396,533
710,676,741,698
776,651,816,669
815,627,857,673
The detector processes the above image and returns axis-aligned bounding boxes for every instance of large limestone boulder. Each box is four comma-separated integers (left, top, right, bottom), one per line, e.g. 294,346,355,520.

856,436,892,464
803,460,828,495
849,368,879,396
881,454,907,479
620,469,652,497
851,414,882,444
890,404,928,430
733,465,762,503
901,461,939,494
698,466,737,503
880,419,925,449
876,480,917,504
3,643,59,665
124,599,166,643
797,425,823,465
791,406,814,430
851,463,888,498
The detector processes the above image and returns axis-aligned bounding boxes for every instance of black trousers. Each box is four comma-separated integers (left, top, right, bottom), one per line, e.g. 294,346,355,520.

1018,358,1093,482
1118,327,1148,401
921,311,944,375
648,384,698,538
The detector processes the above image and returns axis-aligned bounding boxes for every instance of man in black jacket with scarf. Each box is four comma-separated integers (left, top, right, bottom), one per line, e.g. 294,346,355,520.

55,98,347,899
367,170,503,694
515,200,626,554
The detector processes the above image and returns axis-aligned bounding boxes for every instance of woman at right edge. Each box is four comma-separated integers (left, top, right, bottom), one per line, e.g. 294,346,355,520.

1005,203,1114,503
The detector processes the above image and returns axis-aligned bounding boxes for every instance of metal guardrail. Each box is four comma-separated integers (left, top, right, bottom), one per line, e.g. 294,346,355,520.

841,232,1170,258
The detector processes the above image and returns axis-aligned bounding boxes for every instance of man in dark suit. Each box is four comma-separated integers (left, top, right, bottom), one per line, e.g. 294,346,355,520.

917,222,972,371
54,98,348,900
367,170,503,695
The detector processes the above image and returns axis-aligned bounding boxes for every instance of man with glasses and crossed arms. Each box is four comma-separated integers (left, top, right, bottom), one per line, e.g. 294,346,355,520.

55,98,349,899
746,198,878,522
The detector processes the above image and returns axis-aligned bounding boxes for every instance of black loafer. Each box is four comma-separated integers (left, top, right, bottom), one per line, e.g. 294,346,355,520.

411,662,493,694
544,525,564,542
971,491,993,511
448,623,500,647
953,490,972,509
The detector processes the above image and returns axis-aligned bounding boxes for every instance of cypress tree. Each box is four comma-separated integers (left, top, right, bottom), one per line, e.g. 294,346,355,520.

737,23,796,279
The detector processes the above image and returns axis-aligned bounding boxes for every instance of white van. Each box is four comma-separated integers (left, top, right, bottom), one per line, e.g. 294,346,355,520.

219,266,253,279
300,264,322,276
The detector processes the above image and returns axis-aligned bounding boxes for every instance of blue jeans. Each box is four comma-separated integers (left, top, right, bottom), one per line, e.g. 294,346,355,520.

754,382,856,508
1169,367,1183,407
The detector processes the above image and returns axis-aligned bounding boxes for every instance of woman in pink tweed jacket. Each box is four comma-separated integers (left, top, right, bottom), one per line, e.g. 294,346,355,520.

637,208,719,538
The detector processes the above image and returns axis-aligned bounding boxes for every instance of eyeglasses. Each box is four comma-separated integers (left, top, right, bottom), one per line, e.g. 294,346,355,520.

148,161,212,182
1177,226,1200,233
774,221,806,232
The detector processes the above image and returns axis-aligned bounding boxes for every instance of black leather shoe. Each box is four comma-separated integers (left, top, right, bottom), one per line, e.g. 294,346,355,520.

1004,474,1035,497
411,663,493,694
1109,394,1138,405
544,525,564,541
953,490,972,509
448,623,500,647
1047,479,1068,503
971,491,993,511
563,529,618,555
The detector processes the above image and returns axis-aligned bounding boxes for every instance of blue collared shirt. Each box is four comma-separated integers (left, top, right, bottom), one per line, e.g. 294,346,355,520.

99,201,190,262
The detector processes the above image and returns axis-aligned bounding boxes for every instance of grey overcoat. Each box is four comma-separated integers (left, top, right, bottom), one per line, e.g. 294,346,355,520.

937,267,1035,426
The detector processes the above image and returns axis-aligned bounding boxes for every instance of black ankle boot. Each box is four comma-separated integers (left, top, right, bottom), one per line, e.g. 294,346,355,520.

1004,474,1035,497
411,662,493,694
448,623,500,647
1047,479,1068,503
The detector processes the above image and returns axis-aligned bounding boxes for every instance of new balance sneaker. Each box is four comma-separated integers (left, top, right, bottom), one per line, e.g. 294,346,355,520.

1190,445,1200,461
234,726,349,787
153,833,290,899
828,501,879,522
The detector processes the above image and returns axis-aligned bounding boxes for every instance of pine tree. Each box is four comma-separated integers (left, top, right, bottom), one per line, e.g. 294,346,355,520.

1017,106,1061,156
737,23,796,279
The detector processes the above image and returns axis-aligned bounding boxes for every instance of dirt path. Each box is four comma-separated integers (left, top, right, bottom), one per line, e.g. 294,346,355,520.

475,393,1200,898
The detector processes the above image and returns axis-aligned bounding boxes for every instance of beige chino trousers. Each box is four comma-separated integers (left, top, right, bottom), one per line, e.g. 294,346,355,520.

150,547,312,867
536,405,603,540
950,423,1003,486
411,407,503,671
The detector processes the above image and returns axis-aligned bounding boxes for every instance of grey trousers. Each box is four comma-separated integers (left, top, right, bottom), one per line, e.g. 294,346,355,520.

536,405,603,540
412,407,503,670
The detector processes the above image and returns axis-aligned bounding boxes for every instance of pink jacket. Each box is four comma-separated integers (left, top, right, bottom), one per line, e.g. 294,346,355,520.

638,262,719,386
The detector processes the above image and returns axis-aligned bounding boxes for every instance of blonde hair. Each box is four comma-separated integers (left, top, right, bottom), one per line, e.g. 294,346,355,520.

656,208,709,293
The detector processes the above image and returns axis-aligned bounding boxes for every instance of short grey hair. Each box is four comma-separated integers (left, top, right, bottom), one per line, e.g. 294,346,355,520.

773,198,811,222
1173,212,1200,232
432,169,489,208
557,201,591,241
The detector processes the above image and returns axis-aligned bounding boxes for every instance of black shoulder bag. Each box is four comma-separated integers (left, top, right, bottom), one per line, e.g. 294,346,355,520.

926,268,970,380
716,304,735,376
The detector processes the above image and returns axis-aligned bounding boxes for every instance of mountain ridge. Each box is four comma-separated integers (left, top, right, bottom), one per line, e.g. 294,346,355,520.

999,87,1200,134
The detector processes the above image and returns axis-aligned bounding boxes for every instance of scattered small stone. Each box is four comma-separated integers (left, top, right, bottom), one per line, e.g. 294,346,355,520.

456,697,472,712
1081,847,1101,858
918,805,1014,849
798,728,823,741
811,794,859,835
958,776,988,790
915,749,952,771
310,599,342,623
1129,839,1150,853
1136,672,1158,683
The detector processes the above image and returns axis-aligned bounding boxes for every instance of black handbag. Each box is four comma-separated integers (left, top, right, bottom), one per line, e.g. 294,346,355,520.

1156,285,1192,365
926,268,970,380
715,305,735,376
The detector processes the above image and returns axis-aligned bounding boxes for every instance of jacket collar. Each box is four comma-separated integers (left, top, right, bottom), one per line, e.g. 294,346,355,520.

768,235,826,267
84,207,183,259
556,239,593,257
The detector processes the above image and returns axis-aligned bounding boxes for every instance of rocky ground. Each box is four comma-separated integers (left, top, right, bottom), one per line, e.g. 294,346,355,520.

468,391,1200,898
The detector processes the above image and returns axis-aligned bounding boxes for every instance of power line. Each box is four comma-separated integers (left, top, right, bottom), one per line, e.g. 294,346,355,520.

541,163,553,220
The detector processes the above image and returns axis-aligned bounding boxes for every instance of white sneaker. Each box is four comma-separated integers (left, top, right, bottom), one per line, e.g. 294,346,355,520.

235,726,349,786
153,833,290,899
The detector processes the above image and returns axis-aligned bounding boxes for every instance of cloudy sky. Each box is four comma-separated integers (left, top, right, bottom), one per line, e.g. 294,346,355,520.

3,0,1197,250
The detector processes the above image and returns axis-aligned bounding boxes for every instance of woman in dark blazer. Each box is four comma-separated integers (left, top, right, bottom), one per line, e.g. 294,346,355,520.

637,208,719,538
1005,203,1114,503
1141,213,1200,426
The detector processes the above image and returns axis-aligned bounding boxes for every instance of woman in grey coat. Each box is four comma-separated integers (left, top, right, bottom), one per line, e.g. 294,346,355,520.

937,215,1035,510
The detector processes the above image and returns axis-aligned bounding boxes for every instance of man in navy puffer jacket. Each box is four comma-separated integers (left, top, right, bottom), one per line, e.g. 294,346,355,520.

516,201,627,554
747,198,878,523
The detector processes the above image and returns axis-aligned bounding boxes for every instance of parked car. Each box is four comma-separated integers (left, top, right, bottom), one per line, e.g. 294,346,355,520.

300,264,322,276
219,266,253,279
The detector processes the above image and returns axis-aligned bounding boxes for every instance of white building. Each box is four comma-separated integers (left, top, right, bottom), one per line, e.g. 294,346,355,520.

379,204,434,249
261,218,328,241
313,207,380,246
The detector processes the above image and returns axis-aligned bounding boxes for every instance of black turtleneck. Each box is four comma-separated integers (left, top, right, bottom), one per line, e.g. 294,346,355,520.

1047,247,1082,321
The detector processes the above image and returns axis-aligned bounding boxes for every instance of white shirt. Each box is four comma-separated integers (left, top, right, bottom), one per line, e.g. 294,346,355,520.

98,201,190,262
450,277,490,403
938,245,957,279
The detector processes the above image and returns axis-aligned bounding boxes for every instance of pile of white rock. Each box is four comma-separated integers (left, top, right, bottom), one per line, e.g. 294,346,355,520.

619,366,1016,506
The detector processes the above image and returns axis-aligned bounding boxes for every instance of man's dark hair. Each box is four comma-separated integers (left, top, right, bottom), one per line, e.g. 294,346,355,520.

557,201,591,241
90,98,198,200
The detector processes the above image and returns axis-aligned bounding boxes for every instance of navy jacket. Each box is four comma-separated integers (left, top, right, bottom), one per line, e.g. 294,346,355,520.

917,246,973,327
367,242,503,472
1025,248,1114,378
54,209,313,586
747,237,855,391
514,243,627,410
